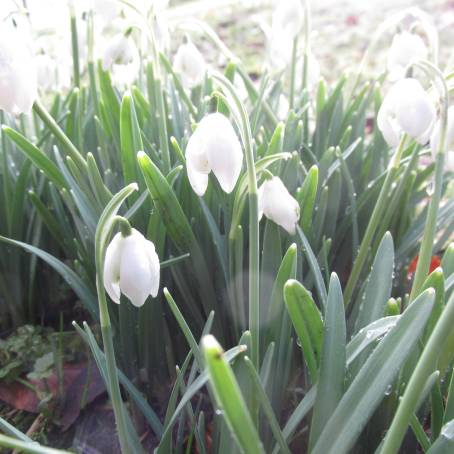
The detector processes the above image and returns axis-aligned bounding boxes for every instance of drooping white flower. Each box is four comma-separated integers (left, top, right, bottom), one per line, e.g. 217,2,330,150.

430,106,454,172
102,32,140,86
173,41,206,89
0,22,37,114
387,31,428,81
271,0,304,41
185,113,243,196
267,0,305,69
258,176,300,234
103,228,160,307
377,78,436,147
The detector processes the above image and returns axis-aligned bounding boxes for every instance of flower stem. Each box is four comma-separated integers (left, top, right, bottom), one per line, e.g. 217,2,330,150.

69,7,80,88
380,291,454,454
289,38,298,111
408,61,448,302
343,136,406,305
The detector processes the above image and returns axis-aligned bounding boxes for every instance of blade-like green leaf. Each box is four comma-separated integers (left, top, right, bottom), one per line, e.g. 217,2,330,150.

312,289,435,454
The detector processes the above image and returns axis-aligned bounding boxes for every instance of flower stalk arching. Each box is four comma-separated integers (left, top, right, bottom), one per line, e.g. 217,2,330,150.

211,72,260,370
94,183,141,454
408,60,449,302
349,8,438,98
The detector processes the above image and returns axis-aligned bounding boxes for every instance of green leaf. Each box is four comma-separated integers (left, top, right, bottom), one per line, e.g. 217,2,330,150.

296,165,318,235
120,92,143,185
309,273,346,449
312,289,435,454
354,232,394,333
2,127,67,189
284,279,323,382
202,335,264,454
427,419,454,454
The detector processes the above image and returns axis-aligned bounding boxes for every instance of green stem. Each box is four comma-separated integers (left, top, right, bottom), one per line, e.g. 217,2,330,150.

343,136,406,305
289,38,298,111
32,99,87,170
211,73,260,367
380,292,454,454
409,151,445,301
409,61,448,302
70,9,80,88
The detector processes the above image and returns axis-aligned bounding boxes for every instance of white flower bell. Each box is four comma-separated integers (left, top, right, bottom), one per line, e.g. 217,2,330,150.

430,106,454,172
268,0,305,69
102,32,140,86
258,176,300,234
377,78,436,147
185,113,243,196
103,228,160,307
0,22,37,114
387,31,428,81
271,0,304,41
173,41,206,89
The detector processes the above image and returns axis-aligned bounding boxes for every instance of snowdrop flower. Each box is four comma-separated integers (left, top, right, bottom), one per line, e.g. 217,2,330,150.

0,23,37,114
102,32,140,86
103,228,160,307
430,106,454,172
258,177,300,234
271,0,304,41
267,0,305,69
173,41,206,89
387,31,428,80
377,78,436,147
185,113,243,196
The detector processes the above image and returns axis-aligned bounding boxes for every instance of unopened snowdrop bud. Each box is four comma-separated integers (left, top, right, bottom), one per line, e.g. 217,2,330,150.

185,113,243,196
387,31,428,81
0,23,37,114
103,228,160,307
430,106,454,172
173,41,206,89
258,176,300,234
377,78,435,147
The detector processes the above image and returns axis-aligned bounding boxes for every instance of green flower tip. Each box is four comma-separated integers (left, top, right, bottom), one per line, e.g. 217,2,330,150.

137,150,147,161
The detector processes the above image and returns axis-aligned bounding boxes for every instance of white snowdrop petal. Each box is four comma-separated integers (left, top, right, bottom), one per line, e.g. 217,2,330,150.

174,41,206,88
144,240,160,298
387,32,428,81
187,158,209,196
259,177,300,234
119,231,155,307
103,232,123,304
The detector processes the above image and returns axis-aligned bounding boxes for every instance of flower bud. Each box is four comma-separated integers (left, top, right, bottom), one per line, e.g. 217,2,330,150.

271,0,304,41
103,228,160,307
377,78,435,147
173,41,206,89
258,176,300,234
185,113,243,196
430,106,454,172
0,22,37,114
387,31,428,81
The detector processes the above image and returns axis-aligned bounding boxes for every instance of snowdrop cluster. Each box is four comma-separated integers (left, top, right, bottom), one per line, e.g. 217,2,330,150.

103,228,160,307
